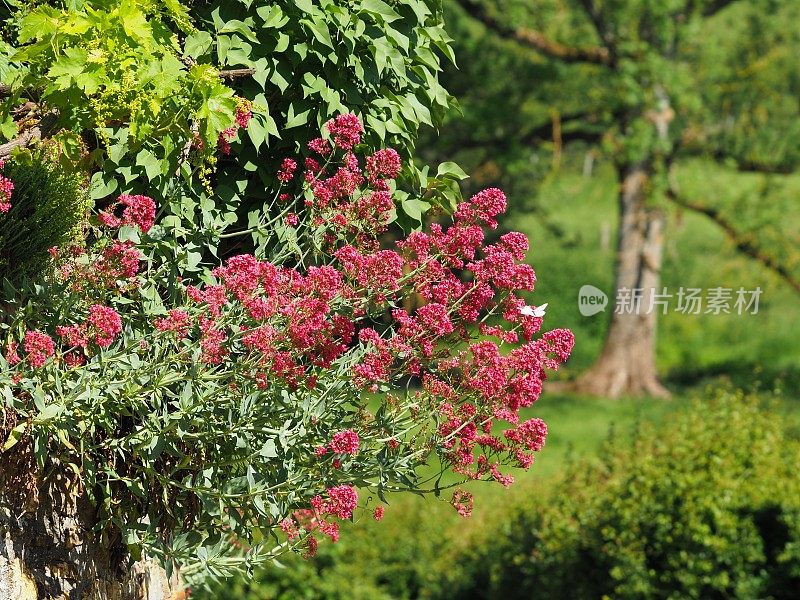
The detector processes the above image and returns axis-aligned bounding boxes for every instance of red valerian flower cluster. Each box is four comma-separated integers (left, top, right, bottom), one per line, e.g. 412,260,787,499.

328,430,360,455
325,113,363,150
452,488,474,518
0,159,13,213
23,331,54,368
279,483,361,550
3,113,573,561
98,194,157,233
218,97,253,155
56,304,122,353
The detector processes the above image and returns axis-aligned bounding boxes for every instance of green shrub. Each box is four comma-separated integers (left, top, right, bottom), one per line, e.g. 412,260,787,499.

456,392,800,600
0,150,90,282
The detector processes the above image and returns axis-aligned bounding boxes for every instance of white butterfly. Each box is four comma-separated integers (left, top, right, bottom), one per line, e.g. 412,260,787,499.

520,303,547,318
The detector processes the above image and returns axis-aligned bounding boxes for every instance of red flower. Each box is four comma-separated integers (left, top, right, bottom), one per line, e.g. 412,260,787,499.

366,148,401,181
326,113,363,150
278,158,298,183
87,305,123,348
329,430,360,455
119,195,156,232
24,330,54,368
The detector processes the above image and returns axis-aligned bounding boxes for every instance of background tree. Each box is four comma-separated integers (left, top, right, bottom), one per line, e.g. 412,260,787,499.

442,0,800,397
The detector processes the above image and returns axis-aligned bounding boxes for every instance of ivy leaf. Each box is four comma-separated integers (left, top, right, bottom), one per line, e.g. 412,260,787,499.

218,19,258,43
255,5,287,28
248,116,268,150
136,149,163,181
303,17,334,50
293,0,318,15
285,104,310,128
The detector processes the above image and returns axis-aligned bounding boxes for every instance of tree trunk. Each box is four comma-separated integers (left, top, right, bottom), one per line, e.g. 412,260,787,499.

0,435,182,600
573,164,671,399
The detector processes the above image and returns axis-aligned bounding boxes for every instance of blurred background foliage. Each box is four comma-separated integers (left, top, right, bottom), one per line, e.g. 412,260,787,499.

200,0,800,596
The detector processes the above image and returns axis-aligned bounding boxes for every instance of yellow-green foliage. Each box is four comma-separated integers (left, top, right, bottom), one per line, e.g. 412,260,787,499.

0,151,90,281
459,391,800,599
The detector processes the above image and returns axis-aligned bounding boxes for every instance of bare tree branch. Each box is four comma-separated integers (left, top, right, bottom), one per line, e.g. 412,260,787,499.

0,111,60,158
217,68,256,79
454,0,612,66
666,187,800,294
445,110,611,154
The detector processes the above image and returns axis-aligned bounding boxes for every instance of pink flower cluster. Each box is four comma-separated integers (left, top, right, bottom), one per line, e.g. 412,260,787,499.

325,113,363,150
327,430,360,454
313,484,359,519
4,341,20,366
55,305,123,357
154,309,191,338
99,194,156,233
366,148,401,183
285,126,404,240
452,489,474,518
87,304,123,348
6,113,574,550
218,98,253,155
0,160,13,213
278,158,298,183
281,484,359,547
58,240,141,292
174,255,357,388
23,331,54,368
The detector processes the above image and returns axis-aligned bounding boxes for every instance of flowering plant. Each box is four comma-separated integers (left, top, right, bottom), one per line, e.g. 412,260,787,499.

0,115,572,582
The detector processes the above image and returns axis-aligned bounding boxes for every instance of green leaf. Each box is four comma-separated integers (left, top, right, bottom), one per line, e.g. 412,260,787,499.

120,5,152,41
48,46,89,89
293,0,318,15
33,403,62,424
218,19,258,43
285,104,310,128
90,171,119,199
304,17,333,50
136,149,163,181
401,198,430,221
259,440,277,458
256,5,287,27
184,31,213,58
436,161,469,181
18,7,61,43
2,423,27,451
247,116,268,150
360,0,401,23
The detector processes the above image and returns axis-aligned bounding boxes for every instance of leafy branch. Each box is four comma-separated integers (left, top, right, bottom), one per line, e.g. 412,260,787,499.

666,185,800,294
453,0,613,66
